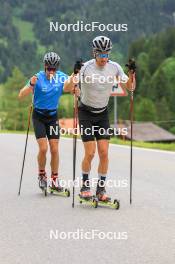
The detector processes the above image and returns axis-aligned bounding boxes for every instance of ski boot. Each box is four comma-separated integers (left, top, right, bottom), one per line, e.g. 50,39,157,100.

96,184,111,202
80,184,92,199
38,170,47,196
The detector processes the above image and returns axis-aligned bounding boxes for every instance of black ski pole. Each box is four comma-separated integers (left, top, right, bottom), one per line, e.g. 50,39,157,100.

18,104,33,196
126,59,136,205
130,88,134,204
72,91,78,208
72,59,83,208
129,72,136,204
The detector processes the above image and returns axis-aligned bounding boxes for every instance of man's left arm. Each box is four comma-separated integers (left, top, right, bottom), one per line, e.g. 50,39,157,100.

121,72,134,91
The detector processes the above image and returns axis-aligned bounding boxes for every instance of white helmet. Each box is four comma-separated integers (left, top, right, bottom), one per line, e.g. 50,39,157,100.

92,36,112,52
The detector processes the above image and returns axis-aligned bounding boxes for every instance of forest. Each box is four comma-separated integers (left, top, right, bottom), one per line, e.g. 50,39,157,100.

0,0,175,132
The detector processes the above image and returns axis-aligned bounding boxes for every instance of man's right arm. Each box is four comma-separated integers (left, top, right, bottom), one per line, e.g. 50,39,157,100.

18,75,37,99
63,73,77,93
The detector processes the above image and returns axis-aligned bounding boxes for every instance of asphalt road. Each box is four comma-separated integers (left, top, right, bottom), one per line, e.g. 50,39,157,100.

0,134,175,264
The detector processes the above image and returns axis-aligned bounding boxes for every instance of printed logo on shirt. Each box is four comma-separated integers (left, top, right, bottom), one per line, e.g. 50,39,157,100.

53,84,60,91
42,87,47,92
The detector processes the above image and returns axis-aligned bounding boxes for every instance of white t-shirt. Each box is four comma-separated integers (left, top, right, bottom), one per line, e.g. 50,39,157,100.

79,59,128,109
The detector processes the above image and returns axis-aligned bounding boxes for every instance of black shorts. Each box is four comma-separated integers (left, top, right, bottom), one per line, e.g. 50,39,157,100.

78,107,111,142
32,110,60,140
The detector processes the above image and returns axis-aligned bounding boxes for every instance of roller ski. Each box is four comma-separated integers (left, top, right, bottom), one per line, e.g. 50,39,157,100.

78,184,98,208
96,184,120,210
48,175,70,197
38,171,47,197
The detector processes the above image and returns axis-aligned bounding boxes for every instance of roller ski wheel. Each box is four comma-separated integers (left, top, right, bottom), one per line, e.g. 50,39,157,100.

92,197,98,208
113,199,120,210
65,188,70,197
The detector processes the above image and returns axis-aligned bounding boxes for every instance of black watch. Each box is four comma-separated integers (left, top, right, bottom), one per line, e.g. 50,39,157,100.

30,80,35,87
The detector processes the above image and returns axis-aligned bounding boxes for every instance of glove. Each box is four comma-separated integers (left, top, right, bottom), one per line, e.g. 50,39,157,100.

74,59,83,74
125,58,136,73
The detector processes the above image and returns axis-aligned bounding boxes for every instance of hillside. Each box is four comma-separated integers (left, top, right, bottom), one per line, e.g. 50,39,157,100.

0,0,175,132
0,0,175,82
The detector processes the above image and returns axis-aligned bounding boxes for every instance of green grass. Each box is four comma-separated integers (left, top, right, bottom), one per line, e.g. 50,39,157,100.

0,38,7,46
13,17,35,42
0,130,175,151
0,85,4,109
12,16,46,54
59,94,73,117
37,43,47,55
110,137,175,151
0,85,3,95
0,130,34,135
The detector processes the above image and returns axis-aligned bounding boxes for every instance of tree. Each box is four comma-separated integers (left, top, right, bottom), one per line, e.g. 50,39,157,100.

135,98,157,122
148,46,165,74
151,57,175,112
0,67,31,130
151,67,169,101
59,94,74,118
155,97,172,129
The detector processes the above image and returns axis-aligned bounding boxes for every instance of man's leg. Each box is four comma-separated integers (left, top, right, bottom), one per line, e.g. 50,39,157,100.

33,114,48,172
82,141,96,174
48,139,63,190
49,139,59,174
36,138,48,188
96,139,110,200
93,108,111,200
79,141,96,197
97,139,109,176
78,107,96,196
37,138,48,171
32,113,48,188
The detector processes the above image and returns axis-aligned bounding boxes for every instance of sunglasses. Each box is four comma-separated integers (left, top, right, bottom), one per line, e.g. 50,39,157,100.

46,67,57,72
97,53,109,58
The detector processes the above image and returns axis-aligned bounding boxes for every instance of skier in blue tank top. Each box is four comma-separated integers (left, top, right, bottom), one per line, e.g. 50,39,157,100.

18,52,79,193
